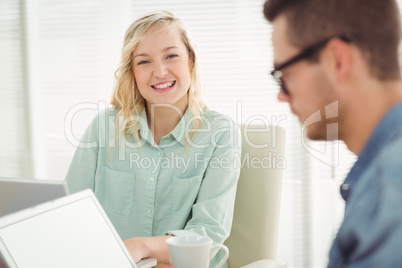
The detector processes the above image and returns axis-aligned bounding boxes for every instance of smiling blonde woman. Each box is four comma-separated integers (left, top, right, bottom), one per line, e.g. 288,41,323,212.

65,11,241,267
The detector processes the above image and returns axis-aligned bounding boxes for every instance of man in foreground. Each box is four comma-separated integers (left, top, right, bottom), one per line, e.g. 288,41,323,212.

264,0,402,266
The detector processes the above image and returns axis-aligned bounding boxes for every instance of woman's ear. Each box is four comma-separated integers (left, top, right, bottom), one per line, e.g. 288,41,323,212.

189,56,195,70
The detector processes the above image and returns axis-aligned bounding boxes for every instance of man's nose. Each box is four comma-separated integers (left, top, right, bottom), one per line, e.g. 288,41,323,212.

277,89,290,102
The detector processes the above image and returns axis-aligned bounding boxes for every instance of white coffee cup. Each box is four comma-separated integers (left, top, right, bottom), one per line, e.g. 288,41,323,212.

167,236,229,268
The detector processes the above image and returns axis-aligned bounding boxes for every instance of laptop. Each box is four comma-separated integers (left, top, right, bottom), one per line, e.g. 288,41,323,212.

0,189,157,268
0,177,68,217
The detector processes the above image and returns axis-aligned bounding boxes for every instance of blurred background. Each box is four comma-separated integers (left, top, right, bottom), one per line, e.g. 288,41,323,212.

4,0,391,266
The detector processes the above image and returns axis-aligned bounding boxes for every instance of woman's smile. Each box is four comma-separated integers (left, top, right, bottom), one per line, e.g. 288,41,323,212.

151,80,176,92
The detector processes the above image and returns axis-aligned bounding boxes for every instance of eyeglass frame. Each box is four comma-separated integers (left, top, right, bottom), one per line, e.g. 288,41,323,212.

270,34,357,95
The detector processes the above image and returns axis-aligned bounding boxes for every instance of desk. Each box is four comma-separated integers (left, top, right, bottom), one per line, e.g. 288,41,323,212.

155,264,171,268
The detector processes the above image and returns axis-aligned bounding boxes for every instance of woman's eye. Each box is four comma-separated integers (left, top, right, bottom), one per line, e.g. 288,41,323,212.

137,60,149,65
166,54,178,59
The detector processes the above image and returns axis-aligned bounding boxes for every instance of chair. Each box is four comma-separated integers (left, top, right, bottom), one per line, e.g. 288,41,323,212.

224,125,287,268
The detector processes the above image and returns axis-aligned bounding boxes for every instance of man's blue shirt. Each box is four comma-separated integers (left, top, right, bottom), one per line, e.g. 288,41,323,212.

328,102,402,267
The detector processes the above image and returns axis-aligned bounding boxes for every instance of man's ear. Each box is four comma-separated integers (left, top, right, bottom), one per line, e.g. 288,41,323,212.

321,38,354,87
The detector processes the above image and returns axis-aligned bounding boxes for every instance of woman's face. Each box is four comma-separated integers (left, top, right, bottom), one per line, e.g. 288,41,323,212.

132,26,192,111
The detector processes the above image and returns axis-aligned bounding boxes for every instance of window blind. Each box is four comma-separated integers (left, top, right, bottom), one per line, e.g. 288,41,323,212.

0,0,33,178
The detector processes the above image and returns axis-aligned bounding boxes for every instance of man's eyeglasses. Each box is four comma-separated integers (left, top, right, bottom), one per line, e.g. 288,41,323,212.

270,34,357,95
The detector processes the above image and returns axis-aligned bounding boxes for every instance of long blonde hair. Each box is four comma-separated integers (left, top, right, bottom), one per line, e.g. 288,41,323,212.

110,11,206,145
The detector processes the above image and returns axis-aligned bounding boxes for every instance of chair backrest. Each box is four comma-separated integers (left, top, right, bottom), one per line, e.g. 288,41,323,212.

225,125,285,268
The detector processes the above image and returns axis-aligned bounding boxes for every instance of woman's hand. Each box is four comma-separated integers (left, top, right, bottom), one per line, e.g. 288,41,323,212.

123,235,173,263
124,237,149,262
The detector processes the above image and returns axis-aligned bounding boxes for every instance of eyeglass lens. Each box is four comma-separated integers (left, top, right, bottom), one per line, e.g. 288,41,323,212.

272,70,289,95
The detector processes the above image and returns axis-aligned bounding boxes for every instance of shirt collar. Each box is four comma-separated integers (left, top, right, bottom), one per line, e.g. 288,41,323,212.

341,102,402,201
136,107,194,147
170,108,194,146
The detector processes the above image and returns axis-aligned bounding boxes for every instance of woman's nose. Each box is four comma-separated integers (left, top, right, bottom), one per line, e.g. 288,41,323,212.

153,61,168,78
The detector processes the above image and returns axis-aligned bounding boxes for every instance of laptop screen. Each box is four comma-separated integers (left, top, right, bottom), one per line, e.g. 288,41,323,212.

0,177,68,217
0,191,135,268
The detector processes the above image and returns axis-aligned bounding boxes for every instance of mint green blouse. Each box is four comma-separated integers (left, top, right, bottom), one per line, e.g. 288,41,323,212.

65,107,241,267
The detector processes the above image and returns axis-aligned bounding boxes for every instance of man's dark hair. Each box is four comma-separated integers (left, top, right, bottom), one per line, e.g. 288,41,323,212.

264,0,401,80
